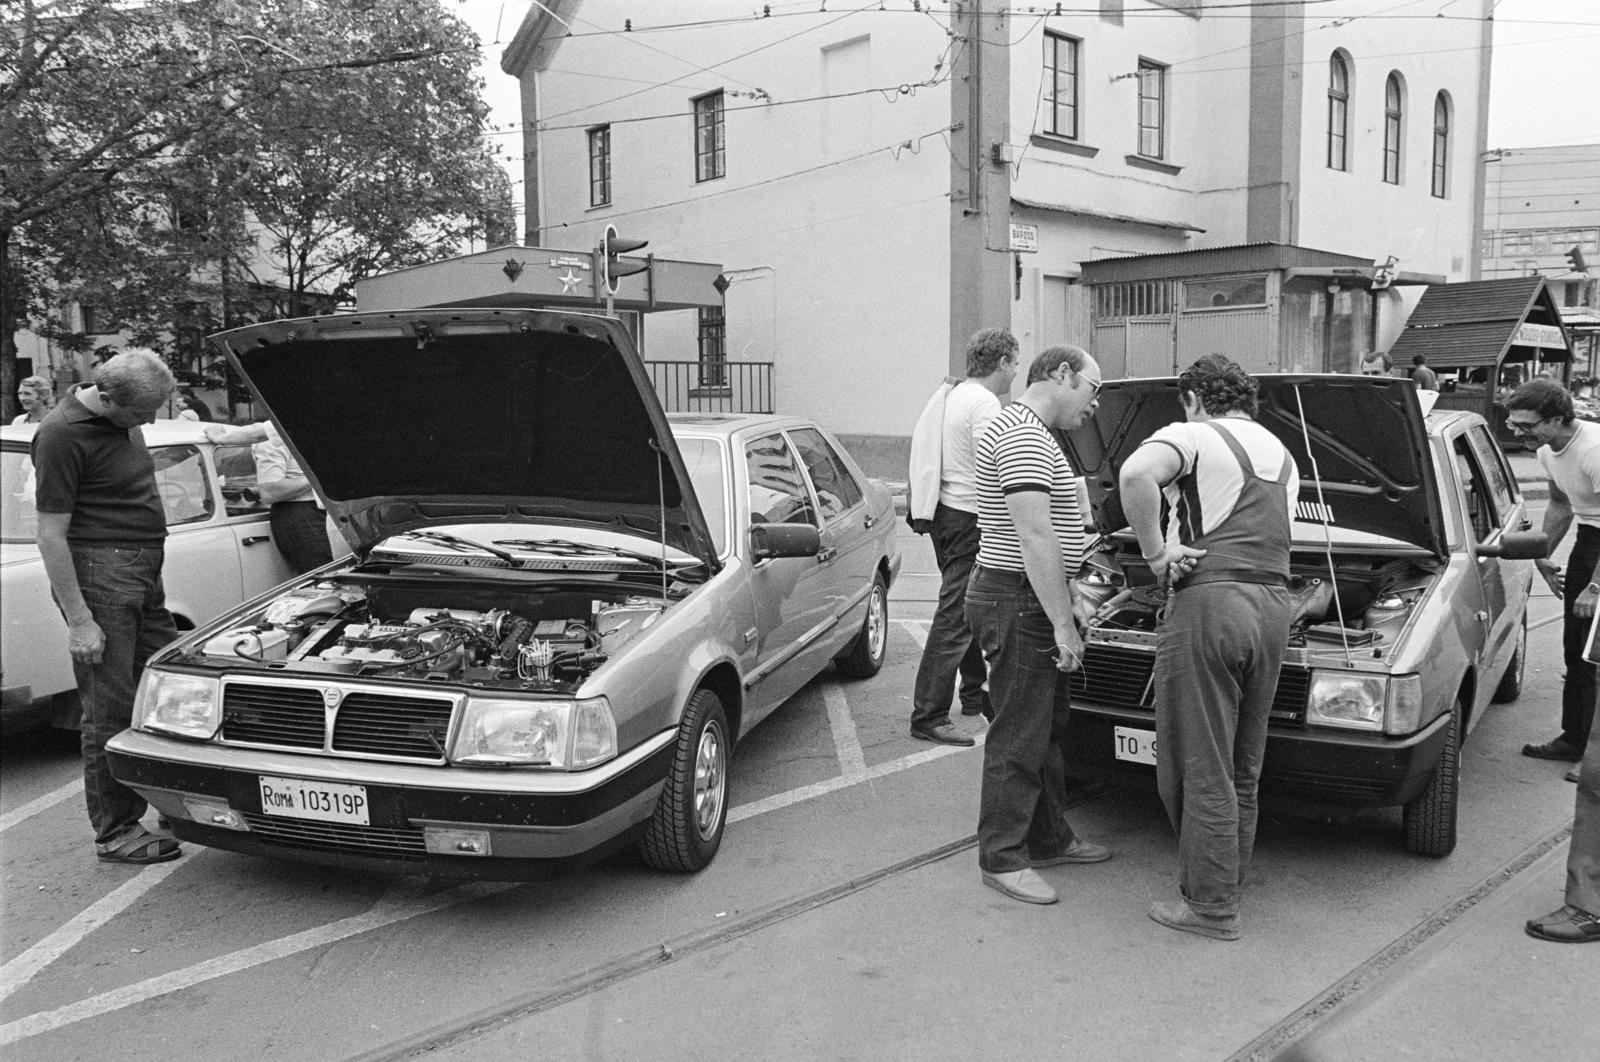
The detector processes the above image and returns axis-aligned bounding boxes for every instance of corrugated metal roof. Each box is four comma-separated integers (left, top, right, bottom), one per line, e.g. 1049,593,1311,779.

1389,277,1571,369
1080,243,1377,284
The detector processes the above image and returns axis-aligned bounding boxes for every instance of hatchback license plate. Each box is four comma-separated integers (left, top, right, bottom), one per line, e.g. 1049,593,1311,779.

258,775,369,825
1113,726,1157,766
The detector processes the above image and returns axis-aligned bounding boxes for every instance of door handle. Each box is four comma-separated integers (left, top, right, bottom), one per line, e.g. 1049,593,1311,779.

816,547,837,563
864,513,877,530
243,535,271,546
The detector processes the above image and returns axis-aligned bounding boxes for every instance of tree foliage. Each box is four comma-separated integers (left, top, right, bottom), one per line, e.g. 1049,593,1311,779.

1,0,514,416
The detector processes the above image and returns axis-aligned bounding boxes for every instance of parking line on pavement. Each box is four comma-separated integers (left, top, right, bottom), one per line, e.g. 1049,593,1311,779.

0,856,190,1005
896,619,930,649
728,737,979,824
0,780,83,835
0,879,514,1048
822,683,867,778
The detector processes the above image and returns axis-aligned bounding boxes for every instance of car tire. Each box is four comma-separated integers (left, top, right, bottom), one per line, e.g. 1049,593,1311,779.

833,573,888,680
1403,699,1461,858
1490,613,1526,704
639,689,728,873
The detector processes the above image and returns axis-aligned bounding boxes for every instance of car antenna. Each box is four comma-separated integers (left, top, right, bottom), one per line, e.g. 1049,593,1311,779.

1291,384,1356,664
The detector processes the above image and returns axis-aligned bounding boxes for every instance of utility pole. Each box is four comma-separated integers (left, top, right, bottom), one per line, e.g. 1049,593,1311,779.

948,0,1014,375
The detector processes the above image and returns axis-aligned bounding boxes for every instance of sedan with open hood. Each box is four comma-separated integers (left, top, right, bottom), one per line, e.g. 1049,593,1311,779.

1058,374,1545,857
106,309,899,879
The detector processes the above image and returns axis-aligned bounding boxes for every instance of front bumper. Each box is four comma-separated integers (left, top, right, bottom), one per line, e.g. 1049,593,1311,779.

1063,704,1453,808
106,728,676,880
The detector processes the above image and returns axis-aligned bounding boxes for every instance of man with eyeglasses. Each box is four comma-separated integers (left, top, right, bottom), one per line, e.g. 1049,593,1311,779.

966,345,1112,904
1507,379,1600,771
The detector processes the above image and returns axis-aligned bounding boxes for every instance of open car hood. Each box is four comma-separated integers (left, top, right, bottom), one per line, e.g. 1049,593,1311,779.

211,309,720,568
1059,373,1447,559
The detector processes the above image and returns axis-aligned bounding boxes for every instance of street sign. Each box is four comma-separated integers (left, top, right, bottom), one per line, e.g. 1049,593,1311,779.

1008,222,1038,254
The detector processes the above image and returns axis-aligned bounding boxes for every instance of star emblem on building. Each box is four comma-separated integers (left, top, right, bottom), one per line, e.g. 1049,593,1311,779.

558,269,583,294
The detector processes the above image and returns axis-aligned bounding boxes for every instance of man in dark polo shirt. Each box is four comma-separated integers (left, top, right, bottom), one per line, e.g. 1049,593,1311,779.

32,350,183,864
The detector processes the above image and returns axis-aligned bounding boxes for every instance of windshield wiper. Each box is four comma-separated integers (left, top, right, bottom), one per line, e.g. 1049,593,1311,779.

399,529,519,564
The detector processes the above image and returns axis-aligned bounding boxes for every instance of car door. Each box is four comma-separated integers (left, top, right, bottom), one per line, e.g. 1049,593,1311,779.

742,430,835,713
212,443,296,593
1450,425,1524,708
786,426,875,654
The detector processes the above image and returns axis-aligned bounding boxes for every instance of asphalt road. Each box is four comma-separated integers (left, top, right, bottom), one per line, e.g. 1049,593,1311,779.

0,522,1588,1062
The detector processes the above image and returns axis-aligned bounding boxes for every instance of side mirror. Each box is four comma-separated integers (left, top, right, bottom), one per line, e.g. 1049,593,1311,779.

750,522,821,560
1477,530,1550,560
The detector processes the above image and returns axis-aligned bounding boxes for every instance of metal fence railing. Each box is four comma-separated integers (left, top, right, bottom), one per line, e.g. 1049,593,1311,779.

646,361,774,414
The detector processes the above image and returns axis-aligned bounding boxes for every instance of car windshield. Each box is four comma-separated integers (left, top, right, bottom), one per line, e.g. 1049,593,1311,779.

2,445,38,544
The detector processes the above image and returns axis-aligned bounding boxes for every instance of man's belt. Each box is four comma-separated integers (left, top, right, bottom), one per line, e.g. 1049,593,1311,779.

1173,569,1288,591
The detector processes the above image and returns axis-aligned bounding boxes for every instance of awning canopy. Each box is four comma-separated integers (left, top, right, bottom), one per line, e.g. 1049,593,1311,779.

1388,276,1572,369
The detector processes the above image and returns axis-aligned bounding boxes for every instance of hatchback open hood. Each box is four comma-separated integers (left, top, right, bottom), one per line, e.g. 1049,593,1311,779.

1059,373,1447,559
210,309,720,567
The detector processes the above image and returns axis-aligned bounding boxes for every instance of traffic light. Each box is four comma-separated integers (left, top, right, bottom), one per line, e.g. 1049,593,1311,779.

1567,245,1589,274
600,224,649,296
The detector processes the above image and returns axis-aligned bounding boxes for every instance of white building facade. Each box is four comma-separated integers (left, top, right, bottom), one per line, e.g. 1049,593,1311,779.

503,0,1492,473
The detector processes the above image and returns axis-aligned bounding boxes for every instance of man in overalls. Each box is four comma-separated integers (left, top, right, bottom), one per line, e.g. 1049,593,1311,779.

1119,354,1300,940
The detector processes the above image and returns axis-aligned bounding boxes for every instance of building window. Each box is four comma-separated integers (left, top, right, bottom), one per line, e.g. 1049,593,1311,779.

1383,73,1402,185
1327,53,1349,171
693,90,725,183
1044,32,1080,140
1136,59,1166,159
587,125,611,207
698,306,727,388
1431,92,1450,198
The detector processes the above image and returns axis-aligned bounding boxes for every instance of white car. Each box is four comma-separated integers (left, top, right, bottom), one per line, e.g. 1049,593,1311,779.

1,420,297,728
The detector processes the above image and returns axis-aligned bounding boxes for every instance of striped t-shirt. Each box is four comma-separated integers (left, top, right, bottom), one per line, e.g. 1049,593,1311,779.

973,402,1087,575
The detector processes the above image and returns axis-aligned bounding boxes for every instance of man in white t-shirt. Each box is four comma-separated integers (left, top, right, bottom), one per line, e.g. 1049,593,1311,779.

1120,354,1300,941
906,328,1019,745
1509,379,1600,767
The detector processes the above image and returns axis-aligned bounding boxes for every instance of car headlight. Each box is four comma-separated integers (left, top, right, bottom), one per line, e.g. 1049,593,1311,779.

452,696,617,768
134,671,221,739
1305,671,1423,735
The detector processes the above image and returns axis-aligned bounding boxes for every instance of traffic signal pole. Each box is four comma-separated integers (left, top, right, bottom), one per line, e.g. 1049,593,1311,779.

948,0,1014,377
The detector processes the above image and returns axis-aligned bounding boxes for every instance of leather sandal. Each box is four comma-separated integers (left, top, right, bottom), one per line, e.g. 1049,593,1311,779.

96,826,181,865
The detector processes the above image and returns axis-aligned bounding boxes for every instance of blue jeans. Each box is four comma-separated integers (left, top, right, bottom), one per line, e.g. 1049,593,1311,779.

1559,526,1599,751
965,566,1078,873
68,545,178,844
270,500,333,574
911,504,989,728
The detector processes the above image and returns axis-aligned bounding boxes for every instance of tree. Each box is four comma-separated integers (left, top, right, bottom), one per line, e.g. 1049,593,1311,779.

1,0,511,418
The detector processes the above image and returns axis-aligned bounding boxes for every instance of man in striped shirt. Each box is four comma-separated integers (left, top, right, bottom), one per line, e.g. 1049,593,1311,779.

967,345,1112,906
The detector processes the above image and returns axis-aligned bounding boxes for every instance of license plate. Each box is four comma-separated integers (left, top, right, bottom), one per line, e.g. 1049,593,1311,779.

258,775,369,825
1113,726,1158,766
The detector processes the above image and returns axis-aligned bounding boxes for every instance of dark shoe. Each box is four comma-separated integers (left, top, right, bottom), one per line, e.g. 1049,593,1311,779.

981,868,1058,905
960,701,985,717
1522,737,1584,762
96,825,181,865
911,723,974,747
1149,900,1240,941
1030,838,1113,867
1525,905,1600,943
1567,767,1581,783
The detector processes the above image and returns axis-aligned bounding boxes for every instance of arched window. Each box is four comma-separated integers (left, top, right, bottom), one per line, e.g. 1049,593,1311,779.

1432,92,1451,198
1327,53,1349,171
1383,73,1402,184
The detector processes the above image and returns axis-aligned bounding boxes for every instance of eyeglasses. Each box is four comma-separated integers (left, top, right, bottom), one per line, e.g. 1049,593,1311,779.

1505,414,1551,435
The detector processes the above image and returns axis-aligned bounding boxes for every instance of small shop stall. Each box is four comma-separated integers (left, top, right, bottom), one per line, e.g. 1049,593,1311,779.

1387,276,1572,446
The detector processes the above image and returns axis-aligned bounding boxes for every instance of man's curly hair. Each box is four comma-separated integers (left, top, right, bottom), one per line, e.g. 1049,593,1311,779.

966,327,1019,377
1177,353,1258,417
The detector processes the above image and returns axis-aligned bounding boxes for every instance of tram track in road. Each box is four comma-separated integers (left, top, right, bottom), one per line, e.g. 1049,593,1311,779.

337,784,1114,1062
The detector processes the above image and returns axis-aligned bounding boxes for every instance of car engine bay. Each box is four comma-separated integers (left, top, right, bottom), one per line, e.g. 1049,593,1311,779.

182,578,670,691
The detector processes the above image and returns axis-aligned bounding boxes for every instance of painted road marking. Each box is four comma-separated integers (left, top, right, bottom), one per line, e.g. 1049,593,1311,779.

823,683,867,779
0,780,83,835
0,856,189,1005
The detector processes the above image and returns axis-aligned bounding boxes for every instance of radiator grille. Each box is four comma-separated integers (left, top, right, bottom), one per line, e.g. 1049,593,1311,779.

221,684,324,749
1069,645,1309,724
221,682,455,762
242,814,427,858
